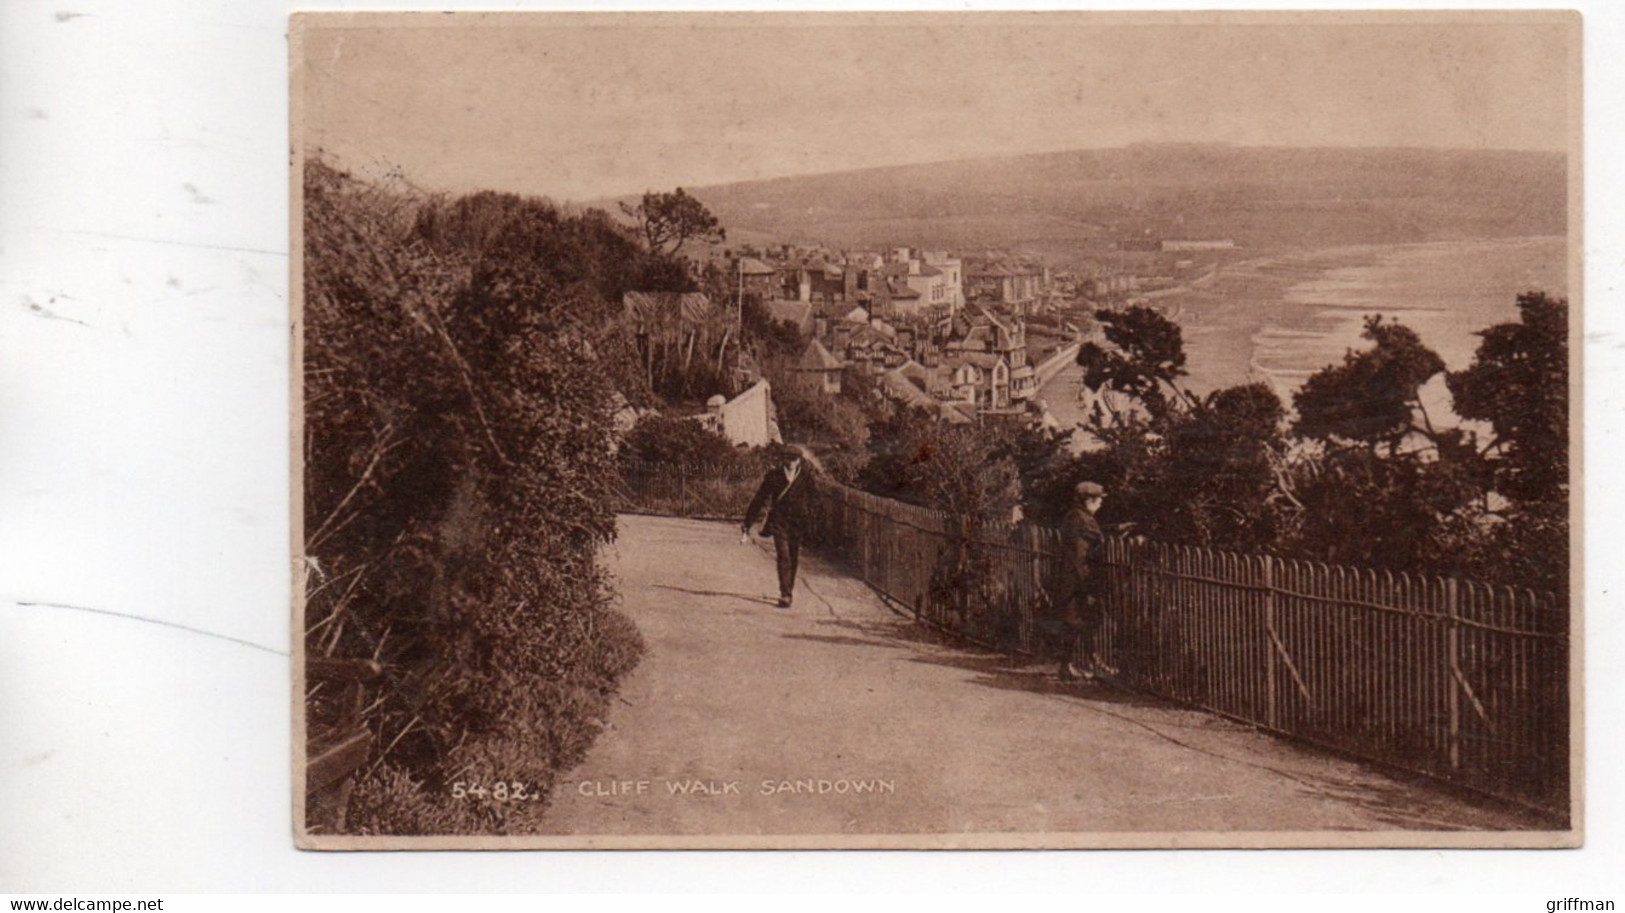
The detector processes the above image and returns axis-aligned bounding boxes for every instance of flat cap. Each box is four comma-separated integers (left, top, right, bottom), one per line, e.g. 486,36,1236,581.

1074,481,1105,498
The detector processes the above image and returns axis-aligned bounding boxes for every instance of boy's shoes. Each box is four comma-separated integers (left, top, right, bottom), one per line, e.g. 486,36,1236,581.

1058,662,1098,683
777,595,793,608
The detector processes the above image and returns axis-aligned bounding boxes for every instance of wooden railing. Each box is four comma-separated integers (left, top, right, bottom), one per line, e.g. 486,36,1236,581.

808,480,1569,822
615,459,764,521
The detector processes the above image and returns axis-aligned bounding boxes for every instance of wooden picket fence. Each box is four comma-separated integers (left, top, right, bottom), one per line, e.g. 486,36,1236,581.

805,479,1570,822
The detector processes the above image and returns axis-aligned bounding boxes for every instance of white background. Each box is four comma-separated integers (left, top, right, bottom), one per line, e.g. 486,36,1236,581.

1,0,1620,896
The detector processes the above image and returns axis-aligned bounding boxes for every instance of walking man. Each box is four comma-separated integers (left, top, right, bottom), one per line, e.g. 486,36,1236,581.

1051,480,1107,681
741,447,815,608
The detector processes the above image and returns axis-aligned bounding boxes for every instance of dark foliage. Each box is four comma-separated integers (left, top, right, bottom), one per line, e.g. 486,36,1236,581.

620,413,748,471
756,358,877,484
1011,423,1081,528
619,187,725,256
1282,446,1484,571
303,161,646,835
1448,292,1569,503
1294,315,1445,448
1076,305,1188,414
1051,299,1565,596
740,297,805,359
858,408,1019,525
1153,383,1288,551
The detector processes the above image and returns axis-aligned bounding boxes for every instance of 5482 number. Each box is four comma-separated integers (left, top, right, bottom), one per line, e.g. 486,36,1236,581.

451,780,539,802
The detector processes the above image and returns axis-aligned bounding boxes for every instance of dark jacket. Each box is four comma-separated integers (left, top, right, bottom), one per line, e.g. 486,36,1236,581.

1053,504,1105,605
743,462,815,538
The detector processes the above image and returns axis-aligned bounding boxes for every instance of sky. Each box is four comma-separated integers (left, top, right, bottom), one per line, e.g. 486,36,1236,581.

296,12,1576,203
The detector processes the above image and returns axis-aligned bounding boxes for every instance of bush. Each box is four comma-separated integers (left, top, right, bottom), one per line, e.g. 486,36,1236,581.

302,160,645,835
620,413,743,470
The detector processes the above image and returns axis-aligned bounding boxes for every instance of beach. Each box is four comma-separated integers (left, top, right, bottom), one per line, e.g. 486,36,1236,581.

1040,236,1568,428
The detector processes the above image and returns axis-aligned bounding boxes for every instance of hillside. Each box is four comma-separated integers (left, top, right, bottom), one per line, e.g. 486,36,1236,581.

671,145,1566,264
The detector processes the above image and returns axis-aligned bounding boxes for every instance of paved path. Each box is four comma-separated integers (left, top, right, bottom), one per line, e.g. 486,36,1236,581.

1036,358,1091,430
541,514,1536,838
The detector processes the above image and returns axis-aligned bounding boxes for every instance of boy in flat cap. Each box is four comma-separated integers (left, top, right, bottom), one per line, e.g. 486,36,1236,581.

1051,480,1107,681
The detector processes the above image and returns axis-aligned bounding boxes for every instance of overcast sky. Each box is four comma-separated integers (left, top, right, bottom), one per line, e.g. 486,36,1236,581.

297,12,1575,203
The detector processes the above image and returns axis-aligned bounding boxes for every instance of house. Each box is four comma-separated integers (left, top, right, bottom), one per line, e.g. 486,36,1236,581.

881,277,924,318
1083,274,1136,298
764,298,815,338
693,379,781,448
879,364,939,411
834,323,909,376
967,262,1046,315
1161,238,1235,252
944,308,1035,403
921,250,965,311
941,351,1013,411
878,259,953,316
846,250,885,271
1010,361,1038,403
733,256,779,301
984,313,1035,402
903,262,954,311
794,338,844,396
777,257,849,303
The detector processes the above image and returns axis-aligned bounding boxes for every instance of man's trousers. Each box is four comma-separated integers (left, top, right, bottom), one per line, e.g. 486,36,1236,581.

773,533,801,599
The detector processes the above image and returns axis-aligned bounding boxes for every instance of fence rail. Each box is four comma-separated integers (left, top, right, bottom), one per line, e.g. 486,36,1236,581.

619,464,1571,821
615,459,765,520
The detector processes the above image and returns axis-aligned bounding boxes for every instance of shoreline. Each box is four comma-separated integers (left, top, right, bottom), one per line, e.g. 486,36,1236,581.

1039,235,1566,425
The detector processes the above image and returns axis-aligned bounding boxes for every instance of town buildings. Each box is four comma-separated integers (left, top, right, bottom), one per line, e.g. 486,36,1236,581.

706,242,1076,423
722,245,965,322
966,259,1047,316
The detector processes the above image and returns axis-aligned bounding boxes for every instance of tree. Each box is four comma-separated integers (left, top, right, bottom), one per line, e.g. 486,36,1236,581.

619,188,725,257
1282,315,1504,572
1156,382,1288,550
858,408,1023,635
1075,305,1188,416
737,293,803,359
1060,305,1293,546
1011,422,1080,528
1447,291,1568,504
858,408,1018,524
1294,315,1445,451
1282,444,1483,570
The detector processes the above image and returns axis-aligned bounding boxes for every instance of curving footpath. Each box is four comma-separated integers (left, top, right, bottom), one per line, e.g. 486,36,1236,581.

539,513,1540,840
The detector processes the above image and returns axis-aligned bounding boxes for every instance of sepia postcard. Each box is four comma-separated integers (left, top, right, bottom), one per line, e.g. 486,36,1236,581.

291,10,1582,849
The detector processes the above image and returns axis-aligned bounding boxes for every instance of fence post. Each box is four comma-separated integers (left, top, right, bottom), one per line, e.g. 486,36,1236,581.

1445,576,1461,771
1263,554,1278,731
679,464,689,517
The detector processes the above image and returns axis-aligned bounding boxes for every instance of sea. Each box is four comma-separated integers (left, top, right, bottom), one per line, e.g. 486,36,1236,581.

1245,236,1568,395
1040,236,1569,428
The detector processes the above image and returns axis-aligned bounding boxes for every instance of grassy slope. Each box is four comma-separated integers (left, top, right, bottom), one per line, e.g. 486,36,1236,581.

668,145,1564,263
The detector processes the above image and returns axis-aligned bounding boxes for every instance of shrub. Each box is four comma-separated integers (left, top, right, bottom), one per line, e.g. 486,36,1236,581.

620,413,741,470
303,160,645,835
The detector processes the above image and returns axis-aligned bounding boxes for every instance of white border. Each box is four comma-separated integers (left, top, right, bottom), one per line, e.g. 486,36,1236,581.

2,0,1620,895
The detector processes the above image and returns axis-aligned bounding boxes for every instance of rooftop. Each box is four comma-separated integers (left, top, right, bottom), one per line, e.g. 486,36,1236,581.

797,338,844,372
